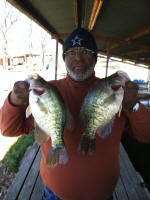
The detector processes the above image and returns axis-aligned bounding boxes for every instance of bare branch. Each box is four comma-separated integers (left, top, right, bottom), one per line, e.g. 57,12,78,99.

0,0,19,69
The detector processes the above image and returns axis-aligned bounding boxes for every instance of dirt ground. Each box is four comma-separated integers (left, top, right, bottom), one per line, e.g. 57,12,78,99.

0,162,16,200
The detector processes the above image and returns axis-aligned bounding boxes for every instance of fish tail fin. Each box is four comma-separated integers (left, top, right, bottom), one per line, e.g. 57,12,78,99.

97,118,114,139
46,144,68,168
78,131,96,155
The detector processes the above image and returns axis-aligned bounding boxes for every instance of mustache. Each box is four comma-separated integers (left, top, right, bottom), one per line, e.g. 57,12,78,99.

71,62,85,67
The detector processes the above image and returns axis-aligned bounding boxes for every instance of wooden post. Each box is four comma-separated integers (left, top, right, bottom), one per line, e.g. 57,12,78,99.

55,39,58,80
105,49,110,77
147,66,150,83
147,66,150,107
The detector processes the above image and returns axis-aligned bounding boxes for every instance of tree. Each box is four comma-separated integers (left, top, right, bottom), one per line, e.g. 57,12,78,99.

0,0,19,69
27,19,33,67
40,29,48,68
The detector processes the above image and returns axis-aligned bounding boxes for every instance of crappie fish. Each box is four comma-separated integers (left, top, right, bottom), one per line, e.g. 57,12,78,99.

78,71,130,155
26,74,68,168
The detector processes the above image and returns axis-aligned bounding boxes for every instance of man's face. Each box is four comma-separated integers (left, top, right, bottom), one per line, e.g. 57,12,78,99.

64,47,96,82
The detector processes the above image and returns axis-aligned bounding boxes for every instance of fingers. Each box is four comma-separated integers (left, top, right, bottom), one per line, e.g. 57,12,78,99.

123,81,138,98
123,81,139,110
14,81,29,90
14,80,29,93
124,81,138,90
10,81,29,106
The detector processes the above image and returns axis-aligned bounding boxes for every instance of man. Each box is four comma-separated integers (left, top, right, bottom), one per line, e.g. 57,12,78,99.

0,28,150,200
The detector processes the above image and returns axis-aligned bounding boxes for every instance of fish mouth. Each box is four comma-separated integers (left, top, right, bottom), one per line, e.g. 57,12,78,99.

111,85,121,91
32,88,45,96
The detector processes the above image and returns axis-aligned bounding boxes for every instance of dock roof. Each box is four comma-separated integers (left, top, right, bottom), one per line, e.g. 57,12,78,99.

7,0,150,67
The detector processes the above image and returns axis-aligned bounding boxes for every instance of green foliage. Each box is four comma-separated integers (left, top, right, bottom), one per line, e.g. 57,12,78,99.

2,132,34,173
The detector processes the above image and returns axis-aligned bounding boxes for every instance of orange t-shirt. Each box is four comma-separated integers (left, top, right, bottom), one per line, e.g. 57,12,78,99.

1,75,150,200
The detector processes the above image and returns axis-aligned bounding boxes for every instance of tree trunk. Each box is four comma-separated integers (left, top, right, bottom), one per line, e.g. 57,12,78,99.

3,46,8,70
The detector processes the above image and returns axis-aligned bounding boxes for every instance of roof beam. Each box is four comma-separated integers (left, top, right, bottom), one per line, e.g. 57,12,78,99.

94,35,150,51
105,25,150,50
98,55,149,69
88,0,103,31
74,0,79,28
99,50,150,67
120,49,149,56
125,26,150,41
139,57,150,62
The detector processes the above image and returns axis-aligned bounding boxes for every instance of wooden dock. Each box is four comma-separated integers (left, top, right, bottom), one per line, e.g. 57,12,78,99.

4,142,150,200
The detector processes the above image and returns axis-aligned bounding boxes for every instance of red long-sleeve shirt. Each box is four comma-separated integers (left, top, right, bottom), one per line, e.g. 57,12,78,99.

1,75,150,200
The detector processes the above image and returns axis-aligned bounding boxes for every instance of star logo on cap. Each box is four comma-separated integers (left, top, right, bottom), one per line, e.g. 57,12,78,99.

71,35,83,46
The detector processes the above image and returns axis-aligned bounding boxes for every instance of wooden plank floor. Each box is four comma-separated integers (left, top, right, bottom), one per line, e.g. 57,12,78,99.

114,144,150,200
4,142,44,200
4,142,150,200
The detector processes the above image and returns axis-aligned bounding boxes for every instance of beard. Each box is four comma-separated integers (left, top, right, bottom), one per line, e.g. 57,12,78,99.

66,64,95,82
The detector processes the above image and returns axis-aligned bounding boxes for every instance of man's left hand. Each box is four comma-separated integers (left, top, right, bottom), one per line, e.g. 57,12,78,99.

122,81,139,111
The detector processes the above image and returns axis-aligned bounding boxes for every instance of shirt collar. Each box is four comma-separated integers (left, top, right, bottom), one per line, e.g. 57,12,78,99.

66,73,97,88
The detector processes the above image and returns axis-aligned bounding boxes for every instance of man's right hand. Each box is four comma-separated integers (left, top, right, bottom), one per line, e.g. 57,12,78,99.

10,81,29,106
